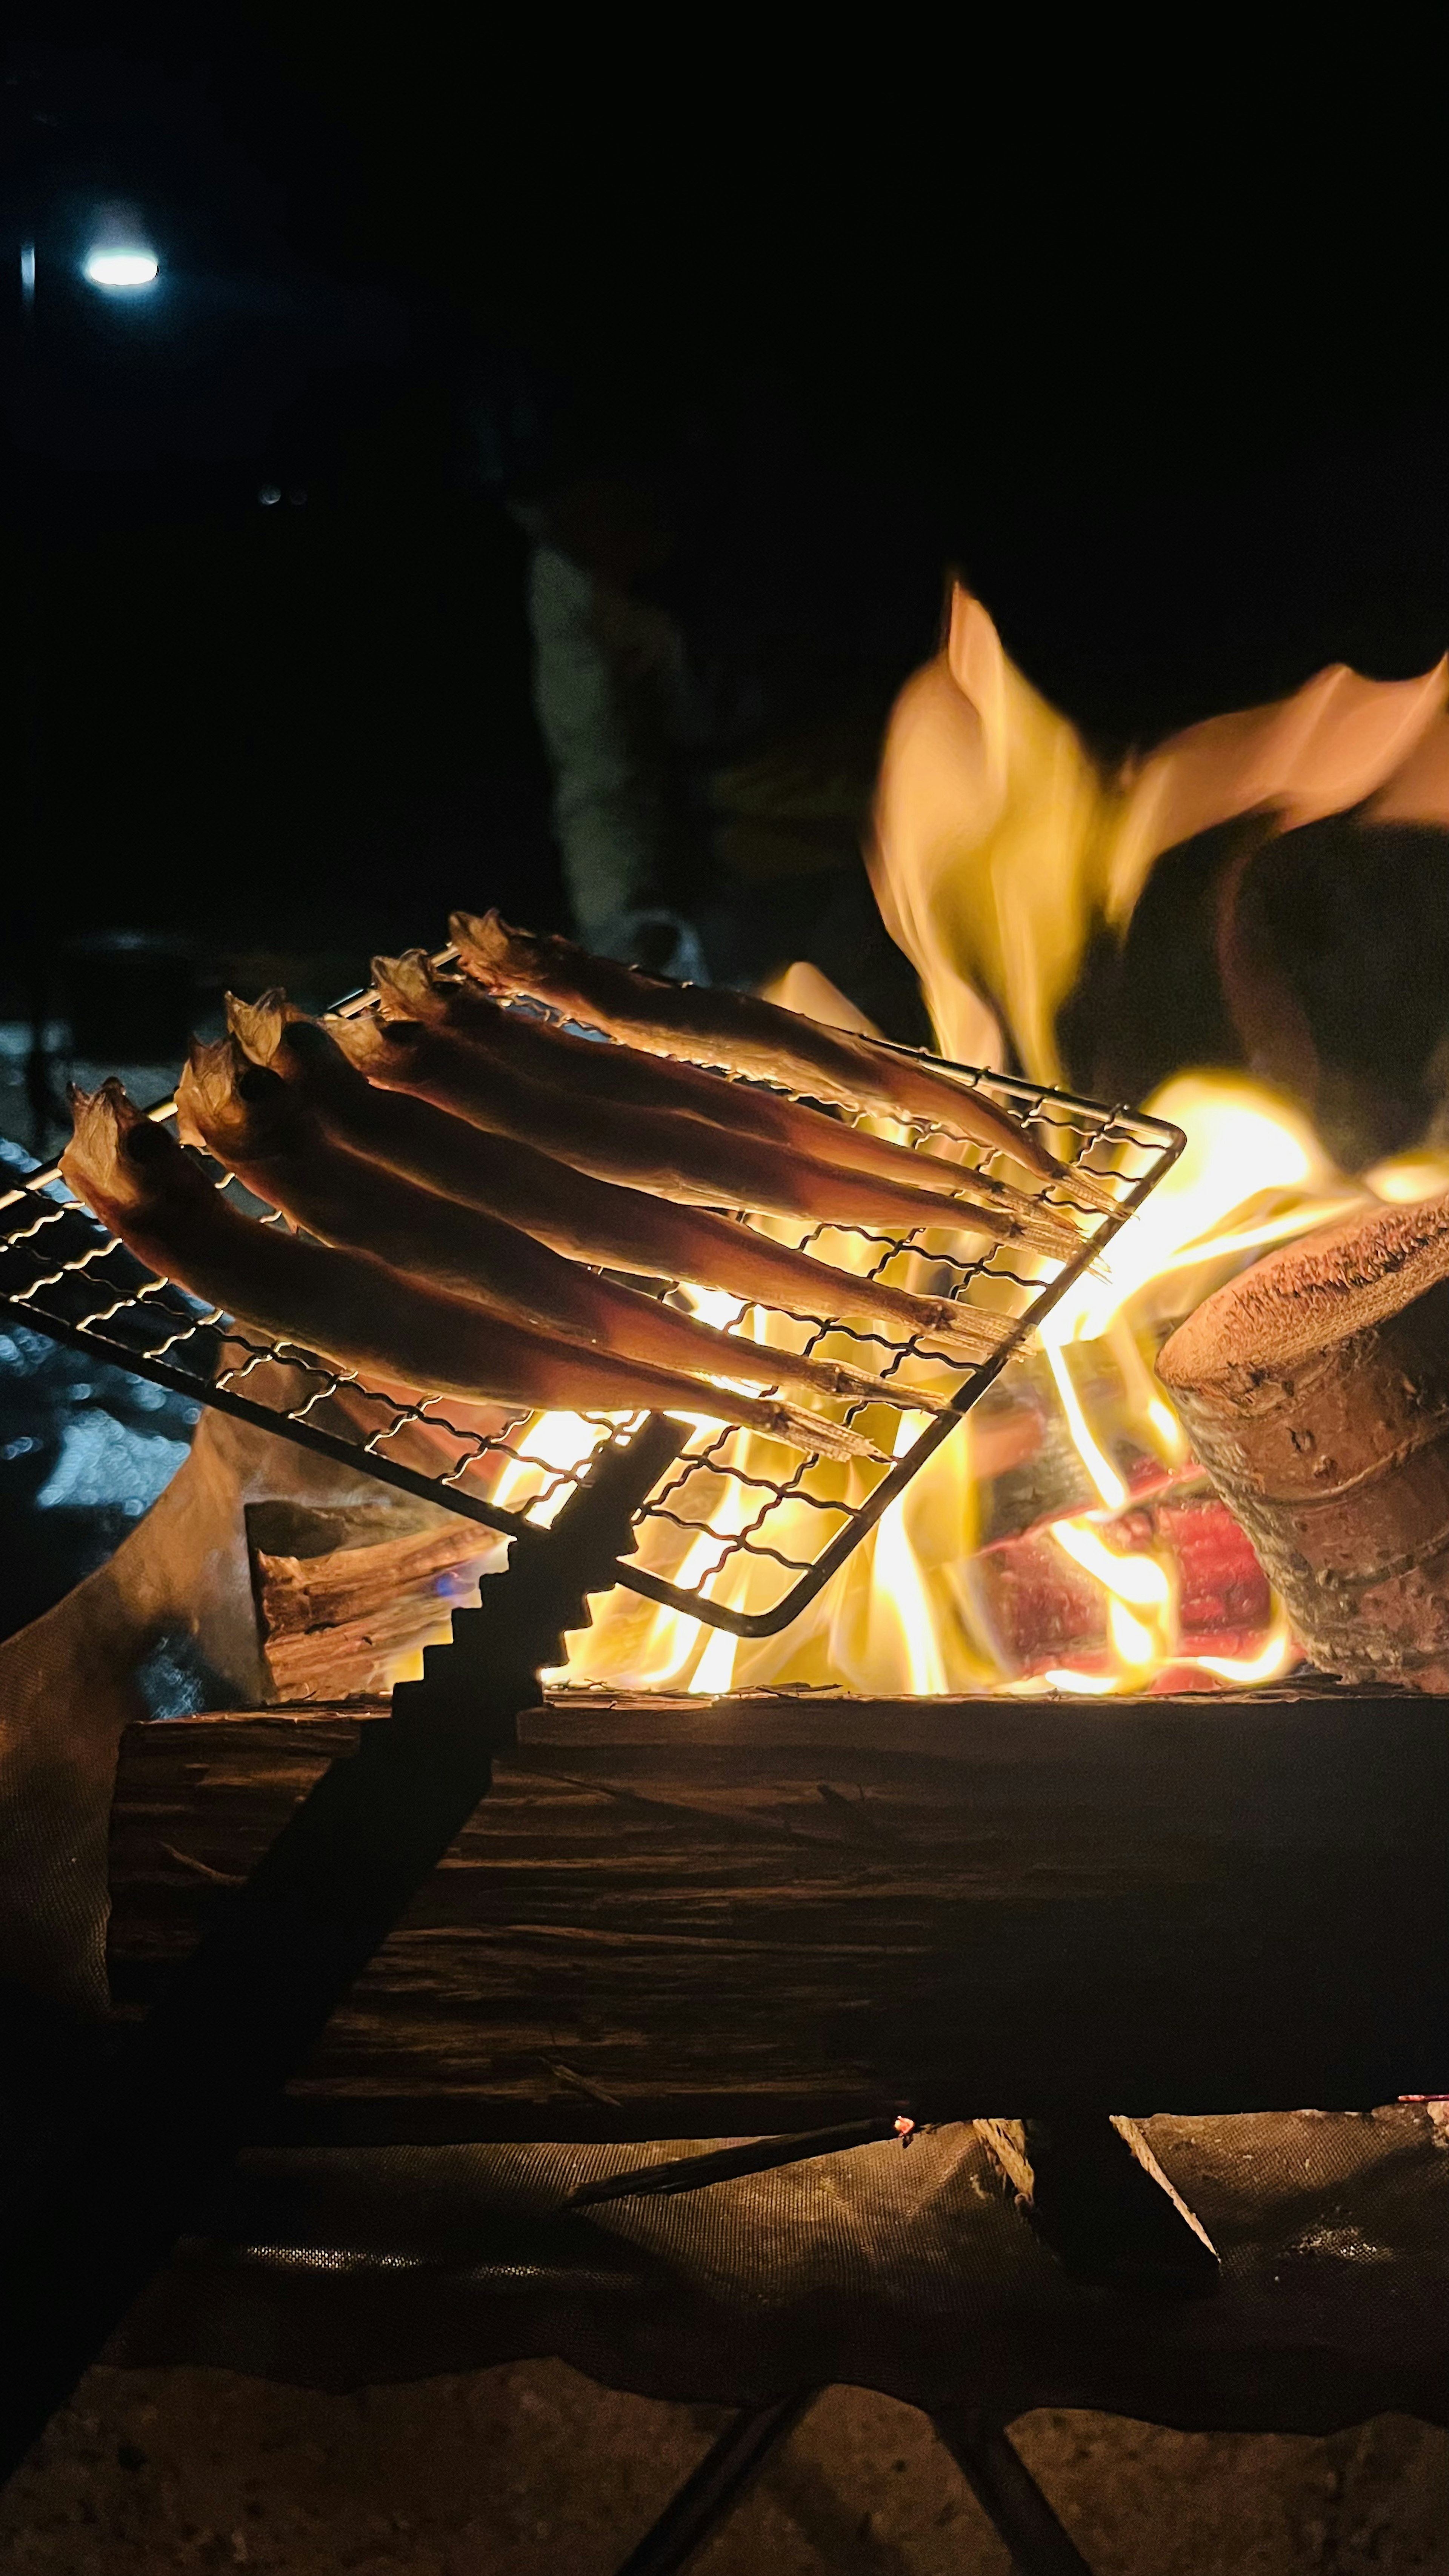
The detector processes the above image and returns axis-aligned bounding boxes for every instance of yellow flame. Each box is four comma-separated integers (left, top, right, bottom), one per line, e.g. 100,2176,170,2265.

1365,1150,1449,1204
539,1061,1342,1701
1109,1601,1156,1668
689,1618,740,1695
1184,1604,1297,1685
1146,1396,1186,1458
491,1411,611,1527
481,574,1442,1709
1009,1065,1365,1690
870,582,1446,1089
1047,1515,1177,1688
864,1413,952,1694
1050,1519,1171,1609
1040,1072,1342,1353
1045,1345,1126,1510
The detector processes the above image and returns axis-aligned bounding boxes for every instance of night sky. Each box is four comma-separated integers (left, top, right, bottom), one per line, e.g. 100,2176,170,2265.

5,25,1446,1003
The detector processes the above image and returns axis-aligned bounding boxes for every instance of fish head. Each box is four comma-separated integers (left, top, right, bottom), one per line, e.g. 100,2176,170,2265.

330,1007,420,1079
227,992,361,1107
226,989,303,1069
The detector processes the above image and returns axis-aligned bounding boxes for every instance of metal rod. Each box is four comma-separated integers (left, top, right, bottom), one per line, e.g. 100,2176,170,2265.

571,2116,912,2207
611,2392,815,2576
0,1416,684,2491
933,2409,1096,2576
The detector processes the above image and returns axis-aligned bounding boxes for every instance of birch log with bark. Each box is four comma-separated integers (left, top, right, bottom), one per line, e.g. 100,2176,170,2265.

1157,1192,1449,1687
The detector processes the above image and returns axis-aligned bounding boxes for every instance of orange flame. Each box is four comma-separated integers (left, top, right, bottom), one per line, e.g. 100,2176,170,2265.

476,600,1449,1699
869,583,1446,1088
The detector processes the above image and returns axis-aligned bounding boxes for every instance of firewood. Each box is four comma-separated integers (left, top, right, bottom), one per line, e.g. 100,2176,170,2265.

106,1690,1449,2139
1157,1192,1449,1687
973,1483,1271,1678
252,1519,496,1701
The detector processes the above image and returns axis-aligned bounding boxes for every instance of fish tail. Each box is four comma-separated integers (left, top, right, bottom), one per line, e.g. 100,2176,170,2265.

371,951,442,1023
176,1034,245,1152
227,989,301,1068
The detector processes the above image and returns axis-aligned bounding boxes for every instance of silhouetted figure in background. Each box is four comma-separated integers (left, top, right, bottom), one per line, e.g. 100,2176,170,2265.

493,379,938,1040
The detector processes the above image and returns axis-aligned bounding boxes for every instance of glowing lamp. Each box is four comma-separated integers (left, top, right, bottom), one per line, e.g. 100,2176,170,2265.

81,208,159,292
83,246,158,290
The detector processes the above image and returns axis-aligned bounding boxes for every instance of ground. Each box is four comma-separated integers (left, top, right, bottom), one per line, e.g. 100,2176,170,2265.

0,2362,1442,2573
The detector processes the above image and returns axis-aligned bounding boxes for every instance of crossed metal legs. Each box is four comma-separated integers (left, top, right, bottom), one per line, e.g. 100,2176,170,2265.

611,2390,1094,2576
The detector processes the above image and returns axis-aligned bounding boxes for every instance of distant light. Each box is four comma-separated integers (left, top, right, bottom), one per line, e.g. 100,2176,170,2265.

258,484,281,506
20,241,35,304
83,248,159,291
82,205,160,292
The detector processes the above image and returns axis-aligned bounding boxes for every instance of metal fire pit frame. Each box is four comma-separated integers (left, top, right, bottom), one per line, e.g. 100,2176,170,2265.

0,968,1184,1639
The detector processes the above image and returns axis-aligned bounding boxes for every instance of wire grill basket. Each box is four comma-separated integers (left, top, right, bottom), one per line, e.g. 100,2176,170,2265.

0,970,1183,1639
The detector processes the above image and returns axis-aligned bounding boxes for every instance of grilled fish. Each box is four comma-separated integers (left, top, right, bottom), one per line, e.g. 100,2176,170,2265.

178,1038,946,1421
227,995,1019,1365
451,907,1112,1210
62,1082,879,1461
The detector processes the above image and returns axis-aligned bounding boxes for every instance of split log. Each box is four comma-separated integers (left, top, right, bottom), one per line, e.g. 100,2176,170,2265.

249,1509,498,1701
106,1689,1449,2141
1158,1192,1449,1687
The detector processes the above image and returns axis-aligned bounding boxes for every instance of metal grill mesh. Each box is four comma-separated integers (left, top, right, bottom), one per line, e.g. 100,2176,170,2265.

0,973,1183,1639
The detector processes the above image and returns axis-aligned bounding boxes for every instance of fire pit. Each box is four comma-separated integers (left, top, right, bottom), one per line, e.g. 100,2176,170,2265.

5,586,1449,2566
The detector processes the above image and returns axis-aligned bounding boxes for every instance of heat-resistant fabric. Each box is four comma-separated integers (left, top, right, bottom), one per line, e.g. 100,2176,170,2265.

0,1386,423,2012
109,2111,1449,2434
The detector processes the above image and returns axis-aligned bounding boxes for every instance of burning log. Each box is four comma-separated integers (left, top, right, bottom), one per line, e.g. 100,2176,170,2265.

973,1484,1272,1682
1158,1192,1449,1687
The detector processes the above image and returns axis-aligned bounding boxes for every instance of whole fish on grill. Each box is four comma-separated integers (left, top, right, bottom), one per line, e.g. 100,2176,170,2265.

370,947,1072,1243
227,994,1016,1364
177,1038,949,1421
333,1000,1080,1259
451,907,1113,1210
62,1083,881,1462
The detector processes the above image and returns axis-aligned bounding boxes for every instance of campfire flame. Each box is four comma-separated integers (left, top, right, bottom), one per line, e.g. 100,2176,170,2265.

512,595,1449,1697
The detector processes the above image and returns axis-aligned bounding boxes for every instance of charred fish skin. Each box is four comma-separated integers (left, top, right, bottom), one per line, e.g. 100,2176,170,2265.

226,995,1012,1362
177,1039,952,1420
61,1082,881,1463
449,906,1081,1193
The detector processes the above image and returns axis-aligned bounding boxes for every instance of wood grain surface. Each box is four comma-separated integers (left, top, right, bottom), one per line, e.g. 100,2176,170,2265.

107,1689,1449,2142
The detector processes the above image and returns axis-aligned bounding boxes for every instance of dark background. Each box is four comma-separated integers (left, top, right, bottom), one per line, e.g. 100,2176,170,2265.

3,20,1447,1000
0,27,1445,1642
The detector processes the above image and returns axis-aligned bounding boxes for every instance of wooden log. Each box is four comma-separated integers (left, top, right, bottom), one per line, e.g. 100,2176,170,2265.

974,1484,1271,1678
106,1689,1449,2142
1158,1193,1449,1686
250,1512,497,1701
